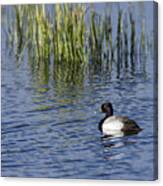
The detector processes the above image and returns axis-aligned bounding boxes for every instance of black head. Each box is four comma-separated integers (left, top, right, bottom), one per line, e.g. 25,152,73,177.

101,102,113,117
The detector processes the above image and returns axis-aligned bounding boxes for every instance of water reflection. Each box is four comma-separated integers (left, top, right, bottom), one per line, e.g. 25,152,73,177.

53,62,86,90
102,130,141,139
101,133,138,160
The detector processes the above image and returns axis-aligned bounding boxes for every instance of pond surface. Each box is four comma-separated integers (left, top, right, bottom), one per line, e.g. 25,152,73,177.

1,2,157,180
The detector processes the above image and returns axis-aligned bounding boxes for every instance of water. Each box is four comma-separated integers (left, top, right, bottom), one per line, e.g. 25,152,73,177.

1,2,157,180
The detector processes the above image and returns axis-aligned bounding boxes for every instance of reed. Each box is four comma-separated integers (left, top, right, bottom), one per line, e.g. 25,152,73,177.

30,5,51,62
90,5,105,64
140,20,145,54
129,12,136,73
104,13,113,61
4,3,149,80
53,4,87,64
123,13,129,69
14,5,26,57
116,10,123,78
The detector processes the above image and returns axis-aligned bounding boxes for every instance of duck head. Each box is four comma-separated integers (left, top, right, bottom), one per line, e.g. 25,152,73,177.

101,102,113,117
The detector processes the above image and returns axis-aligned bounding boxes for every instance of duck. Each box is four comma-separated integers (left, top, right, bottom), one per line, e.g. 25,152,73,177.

99,102,142,136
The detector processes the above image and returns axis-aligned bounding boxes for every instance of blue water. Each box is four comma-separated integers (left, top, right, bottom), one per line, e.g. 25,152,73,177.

1,2,157,180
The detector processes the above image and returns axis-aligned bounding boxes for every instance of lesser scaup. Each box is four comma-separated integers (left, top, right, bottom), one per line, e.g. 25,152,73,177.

99,102,142,136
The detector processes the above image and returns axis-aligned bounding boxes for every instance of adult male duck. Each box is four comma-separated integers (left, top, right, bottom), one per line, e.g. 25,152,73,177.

99,102,142,136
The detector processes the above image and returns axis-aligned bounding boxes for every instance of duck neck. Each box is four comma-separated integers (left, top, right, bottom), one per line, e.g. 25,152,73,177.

105,110,113,117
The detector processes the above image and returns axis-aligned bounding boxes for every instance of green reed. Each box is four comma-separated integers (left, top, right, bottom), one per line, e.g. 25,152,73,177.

123,13,129,69
140,20,145,54
129,12,136,73
4,3,149,81
104,12,113,61
14,5,27,58
53,4,87,64
90,5,105,64
116,10,123,78
28,5,51,63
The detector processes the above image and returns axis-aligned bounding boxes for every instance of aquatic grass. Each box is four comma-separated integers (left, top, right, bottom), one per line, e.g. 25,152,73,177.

129,12,136,74
123,13,129,69
29,5,51,63
116,10,123,78
53,4,87,64
90,5,105,65
104,12,113,61
139,19,147,75
14,5,26,57
3,3,150,82
140,20,145,54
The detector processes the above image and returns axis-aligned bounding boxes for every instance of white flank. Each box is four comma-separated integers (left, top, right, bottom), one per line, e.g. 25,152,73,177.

102,116,124,135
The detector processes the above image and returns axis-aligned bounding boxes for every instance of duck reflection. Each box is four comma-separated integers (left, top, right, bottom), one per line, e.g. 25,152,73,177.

101,130,140,160
103,129,141,139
